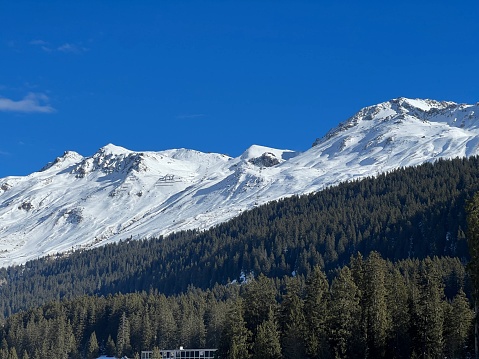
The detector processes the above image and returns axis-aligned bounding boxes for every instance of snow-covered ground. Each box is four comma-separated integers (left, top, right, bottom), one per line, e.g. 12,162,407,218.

1,97,478,267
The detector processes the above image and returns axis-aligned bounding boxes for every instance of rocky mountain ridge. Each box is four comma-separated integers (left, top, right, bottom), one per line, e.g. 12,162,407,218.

0,97,478,267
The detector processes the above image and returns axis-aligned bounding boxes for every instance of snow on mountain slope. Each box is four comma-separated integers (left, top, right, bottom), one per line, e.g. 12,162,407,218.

1,97,478,267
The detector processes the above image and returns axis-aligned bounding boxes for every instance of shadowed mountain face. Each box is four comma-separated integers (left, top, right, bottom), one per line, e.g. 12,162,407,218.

1,98,479,267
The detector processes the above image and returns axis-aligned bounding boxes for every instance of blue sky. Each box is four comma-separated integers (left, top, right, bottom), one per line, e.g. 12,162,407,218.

1,1,478,178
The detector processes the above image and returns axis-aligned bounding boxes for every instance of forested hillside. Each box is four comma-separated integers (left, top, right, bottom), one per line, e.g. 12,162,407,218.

0,254,472,358
0,156,478,317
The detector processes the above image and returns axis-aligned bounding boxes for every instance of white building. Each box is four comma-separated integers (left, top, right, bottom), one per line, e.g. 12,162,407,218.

141,347,217,359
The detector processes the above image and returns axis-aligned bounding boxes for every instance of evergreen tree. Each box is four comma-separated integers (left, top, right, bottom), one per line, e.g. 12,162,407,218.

385,267,411,358
7,348,18,359
218,298,252,359
106,335,116,357
280,280,307,359
156,296,177,349
242,274,277,336
205,298,227,349
303,266,330,359
140,307,154,351
328,266,361,359
443,288,474,358
349,253,368,357
251,308,282,359
87,331,99,359
467,191,479,359
152,347,161,359
362,252,390,358
413,258,445,359
117,312,132,357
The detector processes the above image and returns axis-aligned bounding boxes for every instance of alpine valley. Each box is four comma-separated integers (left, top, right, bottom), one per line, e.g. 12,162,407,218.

1,97,479,267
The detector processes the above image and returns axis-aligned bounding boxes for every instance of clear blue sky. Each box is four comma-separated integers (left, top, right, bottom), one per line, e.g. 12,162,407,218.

1,0,478,178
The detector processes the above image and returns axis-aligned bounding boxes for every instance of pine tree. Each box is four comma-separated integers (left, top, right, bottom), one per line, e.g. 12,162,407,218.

152,347,162,359
349,252,368,357
7,348,18,359
242,274,277,335
140,307,154,351
157,296,177,349
205,299,227,349
303,266,330,359
218,298,252,359
443,288,474,358
467,191,479,359
106,335,116,357
251,308,282,359
87,331,99,359
117,312,132,357
280,279,307,359
362,252,390,358
385,267,411,358
413,258,445,359
328,266,361,359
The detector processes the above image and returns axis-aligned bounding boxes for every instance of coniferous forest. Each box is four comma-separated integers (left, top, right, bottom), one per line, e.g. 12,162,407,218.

1,156,479,358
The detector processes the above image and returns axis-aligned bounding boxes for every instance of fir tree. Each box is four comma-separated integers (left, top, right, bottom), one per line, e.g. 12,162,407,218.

117,312,132,357
218,298,252,359
467,191,479,359
328,266,361,359
362,252,390,358
303,266,330,359
106,335,116,357
152,347,161,359
87,331,99,359
242,274,277,336
280,280,307,359
443,288,474,358
251,308,282,359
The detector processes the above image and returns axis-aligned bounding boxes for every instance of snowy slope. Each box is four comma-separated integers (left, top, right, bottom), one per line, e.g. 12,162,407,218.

1,97,478,267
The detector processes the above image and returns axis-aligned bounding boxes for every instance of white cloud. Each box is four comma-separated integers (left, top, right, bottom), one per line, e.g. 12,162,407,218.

29,40,87,54
57,43,88,54
0,93,55,114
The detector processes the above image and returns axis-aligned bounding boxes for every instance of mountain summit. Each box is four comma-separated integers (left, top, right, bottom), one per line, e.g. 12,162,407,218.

1,98,478,267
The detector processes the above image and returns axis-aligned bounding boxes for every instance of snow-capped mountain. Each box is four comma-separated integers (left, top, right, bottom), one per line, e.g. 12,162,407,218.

1,97,478,267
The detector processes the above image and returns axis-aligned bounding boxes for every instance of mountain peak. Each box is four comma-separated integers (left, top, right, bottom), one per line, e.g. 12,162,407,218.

312,97,471,147
97,143,131,155
40,150,84,172
71,144,145,178
240,145,298,163
388,97,458,112
2,98,479,267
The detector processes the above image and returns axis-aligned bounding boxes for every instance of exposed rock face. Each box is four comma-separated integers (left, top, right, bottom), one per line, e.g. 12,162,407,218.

249,152,281,167
19,202,33,211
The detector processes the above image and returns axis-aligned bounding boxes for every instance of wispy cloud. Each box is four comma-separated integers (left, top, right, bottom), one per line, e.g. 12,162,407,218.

29,39,53,52
30,40,88,54
0,93,56,114
57,43,88,54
